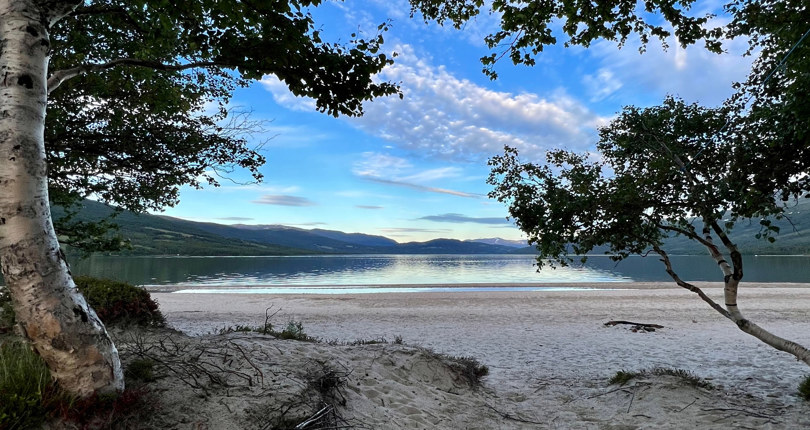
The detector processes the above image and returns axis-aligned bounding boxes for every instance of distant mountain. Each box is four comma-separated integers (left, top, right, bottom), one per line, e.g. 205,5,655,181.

55,200,517,256
53,201,313,256
467,238,528,248
310,229,398,247
662,199,810,255
56,199,810,257
503,200,810,256
395,239,515,254
190,223,383,253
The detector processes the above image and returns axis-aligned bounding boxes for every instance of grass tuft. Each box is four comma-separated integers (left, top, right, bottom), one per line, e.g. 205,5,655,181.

609,367,712,389
799,375,810,401
608,370,638,386
125,358,157,383
0,340,57,429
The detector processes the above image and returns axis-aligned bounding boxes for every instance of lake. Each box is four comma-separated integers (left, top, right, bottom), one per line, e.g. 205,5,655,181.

57,254,810,292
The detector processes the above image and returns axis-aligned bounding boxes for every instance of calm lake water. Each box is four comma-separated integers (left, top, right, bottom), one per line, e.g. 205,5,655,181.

58,254,810,291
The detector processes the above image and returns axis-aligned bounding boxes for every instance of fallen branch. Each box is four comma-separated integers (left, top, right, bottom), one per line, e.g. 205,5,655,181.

604,321,664,332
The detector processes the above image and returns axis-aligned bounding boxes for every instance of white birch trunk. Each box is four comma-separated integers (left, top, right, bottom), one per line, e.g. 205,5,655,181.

702,223,810,367
0,0,123,396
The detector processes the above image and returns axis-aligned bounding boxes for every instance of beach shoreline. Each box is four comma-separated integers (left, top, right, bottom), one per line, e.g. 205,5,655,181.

144,281,810,293
147,283,810,428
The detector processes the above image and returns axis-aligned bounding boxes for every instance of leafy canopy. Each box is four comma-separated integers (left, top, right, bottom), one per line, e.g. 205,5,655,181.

484,0,810,264
410,0,724,78
46,0,399,252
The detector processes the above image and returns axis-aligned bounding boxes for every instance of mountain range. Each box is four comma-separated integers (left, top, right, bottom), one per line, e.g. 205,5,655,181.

55,199,810,256
54,200,528,256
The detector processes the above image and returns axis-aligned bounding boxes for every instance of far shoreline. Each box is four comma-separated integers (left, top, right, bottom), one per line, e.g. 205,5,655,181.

143,281,810,293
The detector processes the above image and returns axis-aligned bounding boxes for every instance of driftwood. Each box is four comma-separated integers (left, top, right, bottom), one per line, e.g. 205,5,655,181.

604,321,665,332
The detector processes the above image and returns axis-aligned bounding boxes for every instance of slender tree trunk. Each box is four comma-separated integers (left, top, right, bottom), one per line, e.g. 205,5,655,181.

0,1,123,397
702,222,810,366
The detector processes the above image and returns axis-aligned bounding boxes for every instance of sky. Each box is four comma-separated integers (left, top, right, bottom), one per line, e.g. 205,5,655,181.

158,0,754,244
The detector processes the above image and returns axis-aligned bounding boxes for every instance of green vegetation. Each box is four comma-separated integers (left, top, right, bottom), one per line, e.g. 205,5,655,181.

217,319,315,342
608,370,637,386
74,277,166,328
609,368,713,390
0,288,13,333
799,375,810,401
0,283,159,428
45,1,397,254
125,359,157,384
277,320,312,341
0,340,59,429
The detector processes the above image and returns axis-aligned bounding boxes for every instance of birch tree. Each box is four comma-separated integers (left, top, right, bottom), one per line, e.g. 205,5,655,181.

413,0,810,365
488,98,810,366
0,0,396,397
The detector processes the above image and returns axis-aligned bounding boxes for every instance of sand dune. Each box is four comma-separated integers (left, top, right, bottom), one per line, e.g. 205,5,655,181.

136,283,810,428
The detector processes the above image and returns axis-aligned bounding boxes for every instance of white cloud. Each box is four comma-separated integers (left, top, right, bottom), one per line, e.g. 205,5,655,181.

252,195,317,206
352,152,481,198
358,44,606,160
261,43,606,162
586,22,754,107
260,76,317,112
582,68,623,102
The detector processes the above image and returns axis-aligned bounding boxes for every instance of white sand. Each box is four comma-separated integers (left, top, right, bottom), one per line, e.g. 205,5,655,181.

137,283,810,429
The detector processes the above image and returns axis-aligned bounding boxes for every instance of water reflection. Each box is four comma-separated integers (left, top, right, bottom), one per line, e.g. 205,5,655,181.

67,254,632,286
4,254,803,288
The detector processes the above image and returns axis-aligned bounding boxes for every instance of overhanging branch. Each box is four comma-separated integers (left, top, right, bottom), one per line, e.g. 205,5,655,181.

652,245,730,319
48,59,218,94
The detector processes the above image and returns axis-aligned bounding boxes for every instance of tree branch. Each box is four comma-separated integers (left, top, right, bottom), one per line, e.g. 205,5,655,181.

48,59,218,94
656,223,714,249
652,245,730,319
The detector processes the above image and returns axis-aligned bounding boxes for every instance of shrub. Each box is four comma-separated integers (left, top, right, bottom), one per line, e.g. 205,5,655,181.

0,340,59,429
55,387,153,429
74,276,165,327
799,375,810,401
278,320,312,341
125,358,156,383
0,287,14,332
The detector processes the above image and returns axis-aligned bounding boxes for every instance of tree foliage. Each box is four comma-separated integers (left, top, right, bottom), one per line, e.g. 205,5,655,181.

488,97,741,268
411,0,724,78
479,0,810,365
46,0,399,252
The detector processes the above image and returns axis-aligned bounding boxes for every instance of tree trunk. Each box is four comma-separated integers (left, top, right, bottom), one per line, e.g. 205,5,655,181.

702,222,810,367
0,1,123,397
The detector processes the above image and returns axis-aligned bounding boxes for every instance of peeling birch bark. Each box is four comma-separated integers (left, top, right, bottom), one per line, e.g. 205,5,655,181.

0,0,123,396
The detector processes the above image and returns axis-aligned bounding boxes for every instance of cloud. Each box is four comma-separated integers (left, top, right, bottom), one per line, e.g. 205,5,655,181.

582,68,623,102
252,195,317,206
587,24,754,106
363,177,481,198
216,217,254,221
356,205,384,209
352,152,481,198
418,213,512,225
381,227,452,234
260,76,317,112
262,44,608,161
355,44,607,160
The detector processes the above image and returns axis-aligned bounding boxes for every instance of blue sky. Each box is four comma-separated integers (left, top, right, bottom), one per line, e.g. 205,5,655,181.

159,0,753,243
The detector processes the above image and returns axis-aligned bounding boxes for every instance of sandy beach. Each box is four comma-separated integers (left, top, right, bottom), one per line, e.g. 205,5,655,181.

132,283,810,429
